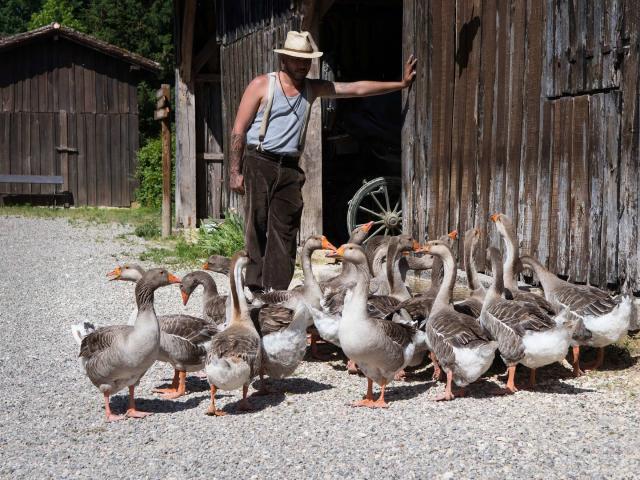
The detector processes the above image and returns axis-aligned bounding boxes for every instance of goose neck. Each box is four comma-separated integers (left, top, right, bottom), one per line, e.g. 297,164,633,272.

434,253,456,309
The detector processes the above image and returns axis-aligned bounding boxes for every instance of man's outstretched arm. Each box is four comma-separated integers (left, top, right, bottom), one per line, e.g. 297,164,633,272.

314,55,417,99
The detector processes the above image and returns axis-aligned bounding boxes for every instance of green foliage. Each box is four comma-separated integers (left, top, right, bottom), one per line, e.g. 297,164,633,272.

134,134,175,209
28,0,84,31
134,221,160,239
198,211,246,258
0,0,42,36
138,212,246,267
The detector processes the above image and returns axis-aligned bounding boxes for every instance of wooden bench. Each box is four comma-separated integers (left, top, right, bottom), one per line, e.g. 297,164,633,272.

0,174,70,207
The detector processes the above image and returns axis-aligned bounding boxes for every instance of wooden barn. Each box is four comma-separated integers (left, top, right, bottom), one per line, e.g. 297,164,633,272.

0,23,160,206
173,0,640,292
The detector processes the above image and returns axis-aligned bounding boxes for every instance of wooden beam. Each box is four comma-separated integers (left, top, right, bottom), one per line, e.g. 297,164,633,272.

196,152,224,161
193,36,219,74
195,73,222,83
175,67,197,229
180,0,196,84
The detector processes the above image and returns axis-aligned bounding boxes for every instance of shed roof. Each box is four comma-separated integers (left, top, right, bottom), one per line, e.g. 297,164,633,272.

0,23,161,74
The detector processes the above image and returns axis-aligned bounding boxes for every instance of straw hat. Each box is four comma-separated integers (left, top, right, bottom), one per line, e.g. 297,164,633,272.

274,31,323,59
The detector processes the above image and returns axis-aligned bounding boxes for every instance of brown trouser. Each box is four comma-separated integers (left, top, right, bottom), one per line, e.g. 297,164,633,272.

243,148,305,291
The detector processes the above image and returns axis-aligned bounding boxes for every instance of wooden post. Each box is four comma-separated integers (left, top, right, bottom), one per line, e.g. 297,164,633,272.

155,85,172,237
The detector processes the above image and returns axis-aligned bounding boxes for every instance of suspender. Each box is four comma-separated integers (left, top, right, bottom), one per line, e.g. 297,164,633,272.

257,73,277,152
257,72,313,153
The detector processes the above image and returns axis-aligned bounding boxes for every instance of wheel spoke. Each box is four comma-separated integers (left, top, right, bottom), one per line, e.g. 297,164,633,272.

368,224,386,239
384,228,389,237
358,205,385,219
392,199,400,214
382,184,391,212
368,189,387,214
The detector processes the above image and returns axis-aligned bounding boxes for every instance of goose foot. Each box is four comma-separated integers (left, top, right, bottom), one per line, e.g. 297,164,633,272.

153,370,180,393
161,371,187,399
206,385,226,416
347,360,360,374
503,365,519,393
125,408,152,419
571,345,585,377
237,385,254,412
352,378,375,407
394,369,406,381
430,352,443,381
521,369,537,390
125,386,151,419
432,370,455,401
309,333,332,360
370,384,389,408
106,413,125,422
103,393,125,422
351,399,376,408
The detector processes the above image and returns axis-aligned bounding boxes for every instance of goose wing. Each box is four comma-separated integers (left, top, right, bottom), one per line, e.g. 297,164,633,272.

159,315,218,345
384,294,434,321
79,325,131,358
204,295,228,324
554,284,617,317
487,299,556,335
374,316,416,347
454,298,483,318
255,289,296,305
509,289,556,315
250,304,294,336
208,326,261,374
367,295,401,318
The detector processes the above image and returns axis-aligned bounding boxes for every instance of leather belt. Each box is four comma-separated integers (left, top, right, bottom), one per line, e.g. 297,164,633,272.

247,145,300,166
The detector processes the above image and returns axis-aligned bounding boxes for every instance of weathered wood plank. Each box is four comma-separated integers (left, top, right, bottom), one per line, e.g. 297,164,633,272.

120,114,130,205
519,0,543,258
96,114,110,205
76,114,87,205
110,114,121,206
128,114,139,203
548,100,562,271
603,91,620,286
85,114,97,205
588,94,604,285
175,66,197,228
569,95,589,282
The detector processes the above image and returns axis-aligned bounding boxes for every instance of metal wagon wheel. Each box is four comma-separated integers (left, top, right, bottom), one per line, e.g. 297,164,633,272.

346,176,402,243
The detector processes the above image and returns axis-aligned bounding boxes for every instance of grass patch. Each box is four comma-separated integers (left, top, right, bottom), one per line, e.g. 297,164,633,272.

0,205,161,228
134,221,161,239
138,211,245,267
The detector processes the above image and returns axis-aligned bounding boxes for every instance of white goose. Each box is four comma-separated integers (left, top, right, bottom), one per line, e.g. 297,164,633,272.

480,248,577,392
520,254,632,376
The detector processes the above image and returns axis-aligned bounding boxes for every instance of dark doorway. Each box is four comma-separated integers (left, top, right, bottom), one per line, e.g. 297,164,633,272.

320,0,403,244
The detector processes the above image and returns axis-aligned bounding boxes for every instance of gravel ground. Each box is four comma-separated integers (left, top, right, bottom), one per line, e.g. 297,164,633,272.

1,215,639,479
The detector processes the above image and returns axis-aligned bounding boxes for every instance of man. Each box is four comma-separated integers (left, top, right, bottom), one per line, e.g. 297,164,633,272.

230,30,416,292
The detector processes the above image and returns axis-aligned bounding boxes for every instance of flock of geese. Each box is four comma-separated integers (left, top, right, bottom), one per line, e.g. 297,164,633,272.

72,213,635,421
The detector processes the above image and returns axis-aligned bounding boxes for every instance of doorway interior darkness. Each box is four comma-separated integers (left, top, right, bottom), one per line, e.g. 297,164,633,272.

320,0,403,244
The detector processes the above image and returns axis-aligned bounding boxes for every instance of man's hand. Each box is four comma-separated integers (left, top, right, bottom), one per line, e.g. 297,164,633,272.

403,54,417,87
229,170,245,195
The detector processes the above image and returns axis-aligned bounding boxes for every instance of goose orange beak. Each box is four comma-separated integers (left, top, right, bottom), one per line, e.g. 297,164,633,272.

106,266,121,281
321,236,338,251
181,290,190,306
167,273,181,284
490,213,500,222
474,228,480,236
326,245,345,258
361,221,374,233
416,244,430,254
412,240,421,252
448,230,458,240
202,262,209,270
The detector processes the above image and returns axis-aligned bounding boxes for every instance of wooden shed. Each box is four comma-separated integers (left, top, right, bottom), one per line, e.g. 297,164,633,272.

0,23,160,206
174,0,640,292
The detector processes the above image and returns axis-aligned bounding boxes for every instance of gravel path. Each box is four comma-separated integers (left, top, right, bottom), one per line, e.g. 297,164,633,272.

1,215,639,479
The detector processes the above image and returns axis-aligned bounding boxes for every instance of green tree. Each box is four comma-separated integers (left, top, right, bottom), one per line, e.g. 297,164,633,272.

0,0,42,37
28,0,84,31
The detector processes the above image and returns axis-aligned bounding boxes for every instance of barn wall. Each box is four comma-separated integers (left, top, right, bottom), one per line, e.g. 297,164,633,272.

0,38,141,206
403,0,640,290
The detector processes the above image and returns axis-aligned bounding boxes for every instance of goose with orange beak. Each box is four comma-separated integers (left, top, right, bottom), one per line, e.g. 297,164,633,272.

333,243,427,408
76,268,182,421
419,240,497,401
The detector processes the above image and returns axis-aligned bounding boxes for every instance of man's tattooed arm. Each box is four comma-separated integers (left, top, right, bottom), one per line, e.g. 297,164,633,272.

229,132,246,174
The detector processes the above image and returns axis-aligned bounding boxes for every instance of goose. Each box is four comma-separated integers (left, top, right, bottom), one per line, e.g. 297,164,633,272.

490,213,556,315
205,251,262,415
520,254,632,376
420,240,497,401
203,254,231,275
106,264,219,398
248,236,335,391
180,270,228,325
453,228,485,318
76,268,181,421
479,248,577,392
334,244,427,408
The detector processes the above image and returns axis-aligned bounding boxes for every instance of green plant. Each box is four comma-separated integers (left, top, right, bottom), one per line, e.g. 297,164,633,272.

135,134,175,209
134,221,160,239
28,0,84,30
198,210,245,258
